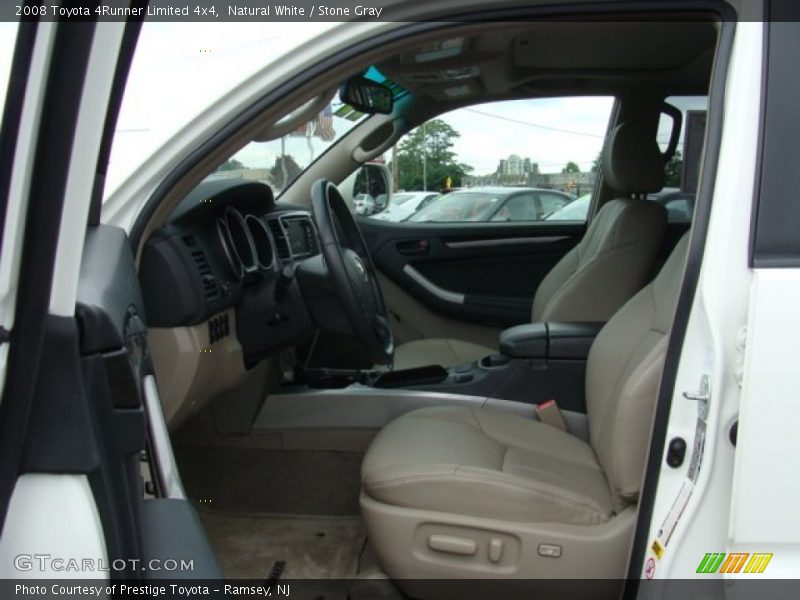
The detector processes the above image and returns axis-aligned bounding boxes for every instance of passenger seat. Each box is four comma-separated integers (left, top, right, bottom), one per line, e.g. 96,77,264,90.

393,120,668,370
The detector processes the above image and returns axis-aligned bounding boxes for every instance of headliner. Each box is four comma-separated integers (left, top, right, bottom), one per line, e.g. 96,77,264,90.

376,18,717,119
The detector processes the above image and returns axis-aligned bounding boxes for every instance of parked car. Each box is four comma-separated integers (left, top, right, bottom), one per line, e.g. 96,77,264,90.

649,187,696,222
546,193,592,221
354,193,376,215
370,191,439,221
406,187,574,223
374,193,389,211
546,190,696,222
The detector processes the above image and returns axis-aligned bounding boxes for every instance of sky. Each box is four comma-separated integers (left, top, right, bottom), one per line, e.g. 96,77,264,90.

0,22,706,193
439,97,614,175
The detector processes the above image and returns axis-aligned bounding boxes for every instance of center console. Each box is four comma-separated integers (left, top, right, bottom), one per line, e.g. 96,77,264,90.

303,321,604,413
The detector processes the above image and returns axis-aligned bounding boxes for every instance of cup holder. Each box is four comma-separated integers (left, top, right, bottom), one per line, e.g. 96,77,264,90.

479,354,511,369
373,365,449,388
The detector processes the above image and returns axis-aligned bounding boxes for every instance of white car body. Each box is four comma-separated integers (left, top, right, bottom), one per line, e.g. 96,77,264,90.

370,191,439,221
546,193,591,221
354,193,376,215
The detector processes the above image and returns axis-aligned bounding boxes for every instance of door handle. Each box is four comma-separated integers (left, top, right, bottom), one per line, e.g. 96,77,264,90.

397,239,430,255
683,374,711,420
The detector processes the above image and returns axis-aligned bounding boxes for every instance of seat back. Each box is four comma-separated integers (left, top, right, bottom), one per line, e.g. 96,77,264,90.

585,232,690,507
531,198,666,321
531,120,668,322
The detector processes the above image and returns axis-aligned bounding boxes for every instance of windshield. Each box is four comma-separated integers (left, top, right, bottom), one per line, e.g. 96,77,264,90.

103,22,340,199
206,90,365,195
408,191,503,222
206,65,411,196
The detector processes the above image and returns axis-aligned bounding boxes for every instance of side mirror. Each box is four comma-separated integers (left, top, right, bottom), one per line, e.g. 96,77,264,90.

340,76,393,115
340,163,393,215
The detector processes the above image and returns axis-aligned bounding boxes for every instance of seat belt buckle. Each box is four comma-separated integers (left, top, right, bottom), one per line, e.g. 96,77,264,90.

536,399,567,431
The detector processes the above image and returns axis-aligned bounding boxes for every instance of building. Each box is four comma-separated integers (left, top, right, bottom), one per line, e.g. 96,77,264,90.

533,171,596,197
465,154,540,187
463,155,595,196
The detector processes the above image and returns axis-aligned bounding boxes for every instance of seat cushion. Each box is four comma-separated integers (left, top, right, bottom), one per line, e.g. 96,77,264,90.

361,406,614,525
393,338,493,370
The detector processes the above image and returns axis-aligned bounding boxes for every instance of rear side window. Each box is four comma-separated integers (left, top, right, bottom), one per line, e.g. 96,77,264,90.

664,196,694,222
653,95,708,223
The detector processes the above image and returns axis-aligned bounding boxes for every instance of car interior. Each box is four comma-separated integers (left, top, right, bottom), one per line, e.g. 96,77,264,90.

77,11,722,599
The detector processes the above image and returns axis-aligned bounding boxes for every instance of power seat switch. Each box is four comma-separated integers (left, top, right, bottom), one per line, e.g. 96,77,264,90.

538,543,562,558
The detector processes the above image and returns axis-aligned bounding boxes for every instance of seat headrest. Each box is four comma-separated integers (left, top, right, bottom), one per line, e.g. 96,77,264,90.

601,121,665,194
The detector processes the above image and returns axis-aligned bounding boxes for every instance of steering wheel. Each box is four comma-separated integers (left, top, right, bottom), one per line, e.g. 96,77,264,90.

311,179,394,366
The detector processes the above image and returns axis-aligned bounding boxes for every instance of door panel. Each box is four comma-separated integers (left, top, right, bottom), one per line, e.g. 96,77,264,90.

376,271,502,349
77,224,222,578
361,218,584,328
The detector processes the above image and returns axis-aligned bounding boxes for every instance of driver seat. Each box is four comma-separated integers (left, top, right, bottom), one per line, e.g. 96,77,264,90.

361,232,689,584
392,120,668,370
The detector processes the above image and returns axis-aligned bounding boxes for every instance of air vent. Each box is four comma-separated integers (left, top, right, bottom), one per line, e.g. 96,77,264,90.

267,219,291,260
190,248,219,303
301,219,319,255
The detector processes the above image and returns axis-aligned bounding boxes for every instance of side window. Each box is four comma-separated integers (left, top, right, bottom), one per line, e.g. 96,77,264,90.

652,95,708,223
392,96,615,224
490,194,539,222
538,192,571,218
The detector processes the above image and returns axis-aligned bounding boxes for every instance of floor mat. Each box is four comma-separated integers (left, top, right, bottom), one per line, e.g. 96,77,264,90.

198,510,366,580
175,446,362,515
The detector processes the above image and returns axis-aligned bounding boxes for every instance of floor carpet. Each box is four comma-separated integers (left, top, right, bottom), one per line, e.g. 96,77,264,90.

198,510,366,580
175,446,363,515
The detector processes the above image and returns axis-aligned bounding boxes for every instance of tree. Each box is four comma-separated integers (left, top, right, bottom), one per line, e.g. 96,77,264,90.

392,120,473,191
664,150,683,188
218,158,244,171
562,161,580,174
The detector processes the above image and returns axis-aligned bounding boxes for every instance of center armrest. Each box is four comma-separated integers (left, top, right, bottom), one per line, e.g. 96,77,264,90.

498,323,548,359
499,322,604,360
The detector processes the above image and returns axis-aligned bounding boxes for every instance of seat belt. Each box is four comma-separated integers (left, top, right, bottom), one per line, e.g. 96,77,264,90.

536,399,567,431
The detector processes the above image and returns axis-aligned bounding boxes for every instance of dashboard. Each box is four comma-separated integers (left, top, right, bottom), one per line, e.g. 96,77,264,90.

139,179,321,363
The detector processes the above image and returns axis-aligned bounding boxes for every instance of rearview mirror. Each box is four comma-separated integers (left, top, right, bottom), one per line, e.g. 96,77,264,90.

340,76,393,115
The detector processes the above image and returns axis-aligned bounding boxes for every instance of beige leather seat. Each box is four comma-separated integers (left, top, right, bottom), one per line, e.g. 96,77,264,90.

361,233,689,583
393,120,668,370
